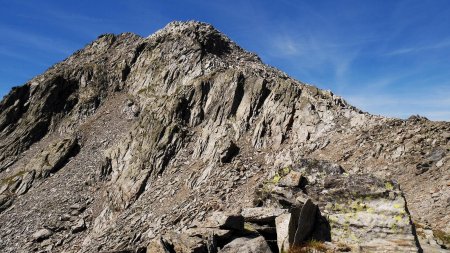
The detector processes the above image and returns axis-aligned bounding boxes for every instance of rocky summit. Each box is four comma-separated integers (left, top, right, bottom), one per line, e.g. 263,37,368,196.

0,21,449,253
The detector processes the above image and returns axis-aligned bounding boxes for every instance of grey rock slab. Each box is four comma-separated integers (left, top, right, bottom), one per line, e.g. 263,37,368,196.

287,205,301,245
204,211,244,231
184,227,233,241
25,137,78,179
293,198,317,245
219,236,272,253
241,207,287,224
15,170,35,195
275,213,290,253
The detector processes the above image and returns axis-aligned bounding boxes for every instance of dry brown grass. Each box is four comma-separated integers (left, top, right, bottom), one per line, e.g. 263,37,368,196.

286,240,330,253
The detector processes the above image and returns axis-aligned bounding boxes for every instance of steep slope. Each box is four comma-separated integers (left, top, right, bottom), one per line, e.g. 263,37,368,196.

0,21,448,252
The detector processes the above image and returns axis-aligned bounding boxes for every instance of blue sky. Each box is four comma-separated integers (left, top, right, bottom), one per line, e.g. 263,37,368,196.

1,0,450,120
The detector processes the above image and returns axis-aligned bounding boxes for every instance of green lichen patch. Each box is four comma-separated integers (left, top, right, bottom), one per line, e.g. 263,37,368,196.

384,181,394,190
271,174,281,184
0,171,28,187
243,222,257,232
279,166,292,176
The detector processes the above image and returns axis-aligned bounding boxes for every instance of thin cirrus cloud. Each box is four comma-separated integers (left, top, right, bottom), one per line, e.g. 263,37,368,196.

385,38,450,56
0,25,76,57
253,4,450,121
265,31,365,92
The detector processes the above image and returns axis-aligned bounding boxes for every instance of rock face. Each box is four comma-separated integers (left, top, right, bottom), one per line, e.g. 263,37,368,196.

0,21,449,252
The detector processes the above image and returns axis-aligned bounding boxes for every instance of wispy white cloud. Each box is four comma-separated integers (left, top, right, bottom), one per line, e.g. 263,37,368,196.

272,35,300,56
0,25,76,56
385,38,450,56
267,31,365,91
0,46,51,67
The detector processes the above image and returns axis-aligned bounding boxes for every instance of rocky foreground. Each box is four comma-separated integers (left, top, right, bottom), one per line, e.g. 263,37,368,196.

0,21,449,253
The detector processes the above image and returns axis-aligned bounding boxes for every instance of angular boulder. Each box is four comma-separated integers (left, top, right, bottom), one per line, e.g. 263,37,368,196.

220,236,272,253
275,213,291,252
241,207,287,225
148,233,207,253
278,171,303,187
293,199,317,245
204,212,244,231
184,227,233,242
26,137,78,178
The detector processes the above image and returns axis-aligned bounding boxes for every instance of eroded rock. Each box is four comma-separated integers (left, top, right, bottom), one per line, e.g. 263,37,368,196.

203,212,244,231
220,236,272,253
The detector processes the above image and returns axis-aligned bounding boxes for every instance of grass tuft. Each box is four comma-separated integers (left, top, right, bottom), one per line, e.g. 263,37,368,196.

287,240,330,253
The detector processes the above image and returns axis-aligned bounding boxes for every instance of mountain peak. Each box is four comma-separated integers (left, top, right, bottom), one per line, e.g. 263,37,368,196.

149,20,221,38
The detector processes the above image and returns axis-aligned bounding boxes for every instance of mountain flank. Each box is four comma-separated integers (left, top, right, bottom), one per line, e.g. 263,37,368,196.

0,21,449,253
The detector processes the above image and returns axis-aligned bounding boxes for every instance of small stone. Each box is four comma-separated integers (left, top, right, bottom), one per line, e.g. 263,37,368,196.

40,238,53,247
71,218,86,233
32,229,53,242
60,214,72,221
69,203,86,212
278,171,303,187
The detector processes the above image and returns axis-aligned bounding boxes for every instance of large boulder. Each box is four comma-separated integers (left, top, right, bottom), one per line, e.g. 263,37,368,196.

219,236,272,253
203,212,244,231
26,137,79,178
275,213,290,252
265,159,422,252
148,233,207,253
293,199,317,245
241,208,286,225
184,227,233,242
